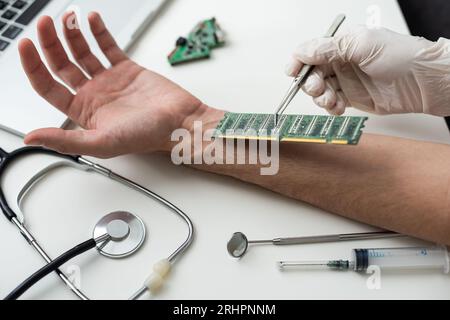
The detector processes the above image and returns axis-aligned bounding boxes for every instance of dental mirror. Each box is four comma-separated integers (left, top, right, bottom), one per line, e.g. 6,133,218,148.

227,232,250,258
227,231,403,259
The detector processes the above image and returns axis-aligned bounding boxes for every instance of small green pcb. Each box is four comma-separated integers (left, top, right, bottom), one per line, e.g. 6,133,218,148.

168,18,225,66
214,113,368,145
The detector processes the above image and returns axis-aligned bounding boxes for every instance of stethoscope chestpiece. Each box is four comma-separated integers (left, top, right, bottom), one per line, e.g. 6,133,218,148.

93,211,146,259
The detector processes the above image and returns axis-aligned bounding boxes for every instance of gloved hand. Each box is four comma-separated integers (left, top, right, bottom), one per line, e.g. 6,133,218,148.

285,27,450,116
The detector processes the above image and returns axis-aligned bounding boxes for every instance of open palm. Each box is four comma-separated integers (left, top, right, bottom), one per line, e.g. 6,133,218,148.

20,12,203,157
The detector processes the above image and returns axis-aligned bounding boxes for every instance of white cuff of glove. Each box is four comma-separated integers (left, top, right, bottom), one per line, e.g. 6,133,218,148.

416,37,450,116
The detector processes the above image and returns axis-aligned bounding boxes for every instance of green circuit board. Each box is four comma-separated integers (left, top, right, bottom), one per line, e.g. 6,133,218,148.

168,44,211,65
214,113,368,145
168,18,225,66
188,18,225,49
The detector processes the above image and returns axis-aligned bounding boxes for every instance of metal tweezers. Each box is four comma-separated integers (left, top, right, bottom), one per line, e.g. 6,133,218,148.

274,14,346,125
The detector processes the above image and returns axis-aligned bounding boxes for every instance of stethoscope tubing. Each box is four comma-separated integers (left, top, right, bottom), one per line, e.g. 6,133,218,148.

0,147,89,300
0,147,78,221
0,146,194,300
5,238,97,300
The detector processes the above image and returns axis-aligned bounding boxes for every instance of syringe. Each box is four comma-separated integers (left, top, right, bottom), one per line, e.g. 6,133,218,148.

278,246,450,273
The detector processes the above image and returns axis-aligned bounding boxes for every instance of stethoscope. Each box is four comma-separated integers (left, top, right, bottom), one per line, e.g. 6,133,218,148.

0,146,194,300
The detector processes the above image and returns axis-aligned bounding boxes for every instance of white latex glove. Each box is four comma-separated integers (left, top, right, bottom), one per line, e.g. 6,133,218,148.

285,27,450,116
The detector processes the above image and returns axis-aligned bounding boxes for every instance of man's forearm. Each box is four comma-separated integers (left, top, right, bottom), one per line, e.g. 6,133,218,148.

176,106,450,245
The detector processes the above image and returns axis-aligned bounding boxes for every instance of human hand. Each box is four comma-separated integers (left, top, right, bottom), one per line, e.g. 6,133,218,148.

20,12,222,158
285,27,450,116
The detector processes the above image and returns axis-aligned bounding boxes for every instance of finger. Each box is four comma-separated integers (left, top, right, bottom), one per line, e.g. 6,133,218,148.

322,77,347,115
88,12,128,65
302,65,335,97
331,91,348,116
325,76,341,91
285,58,303,77
24,128,112,158
313,82,337,111
62,11,106,76
37,16,88,90
325,91,347,116
19,39,75,115
302,69,326,97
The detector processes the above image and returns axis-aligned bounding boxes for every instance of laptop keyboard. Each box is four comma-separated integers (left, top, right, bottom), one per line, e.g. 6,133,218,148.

0,0,51,53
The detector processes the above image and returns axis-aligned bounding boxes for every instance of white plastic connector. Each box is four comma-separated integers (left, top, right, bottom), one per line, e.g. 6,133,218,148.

153,259,171,278
143,259,172,294
144,273,164,294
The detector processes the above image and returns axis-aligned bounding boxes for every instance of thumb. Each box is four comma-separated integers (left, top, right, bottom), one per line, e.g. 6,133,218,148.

24,128,111,158
291,27,397,68
286,36,347,77
293,36,348,66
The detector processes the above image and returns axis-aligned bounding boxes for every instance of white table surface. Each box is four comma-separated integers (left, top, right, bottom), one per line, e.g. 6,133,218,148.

1,0,450,300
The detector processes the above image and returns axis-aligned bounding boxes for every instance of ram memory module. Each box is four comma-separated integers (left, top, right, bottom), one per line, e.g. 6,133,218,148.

214,113,368,145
